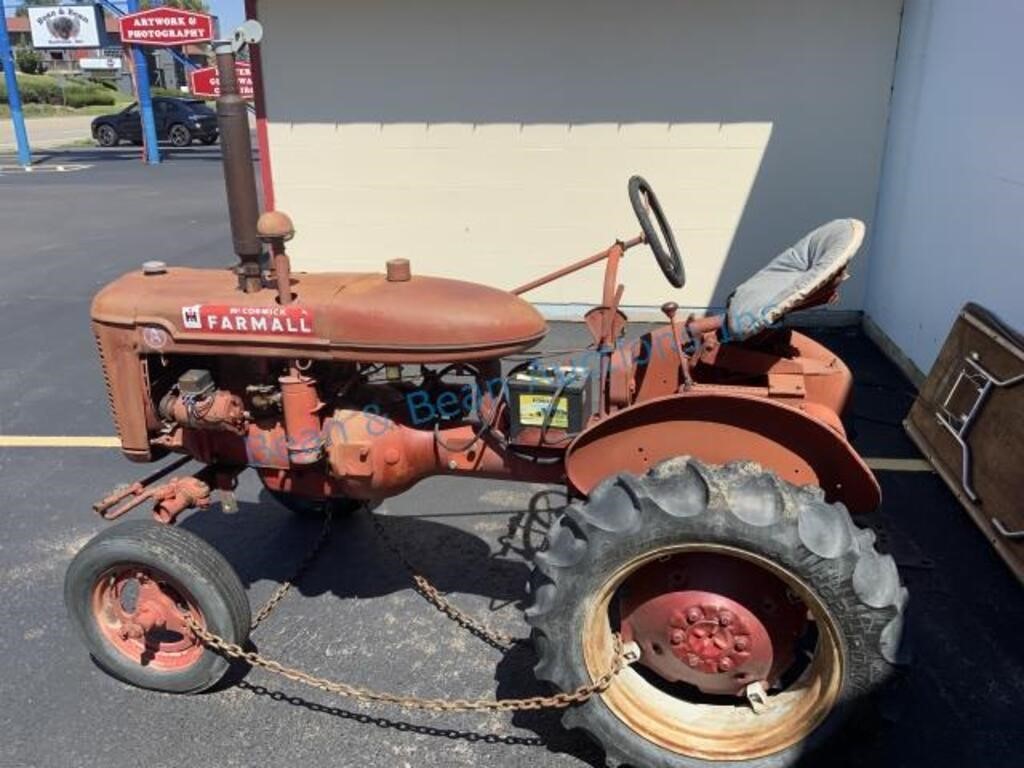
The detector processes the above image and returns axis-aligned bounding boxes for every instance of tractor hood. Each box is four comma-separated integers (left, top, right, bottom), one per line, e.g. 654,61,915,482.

91,267,547,363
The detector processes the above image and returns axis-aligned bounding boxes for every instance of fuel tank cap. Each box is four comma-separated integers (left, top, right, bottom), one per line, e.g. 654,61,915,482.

386,258,411,282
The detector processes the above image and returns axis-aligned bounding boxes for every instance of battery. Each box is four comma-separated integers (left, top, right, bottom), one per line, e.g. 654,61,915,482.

507,365,593,438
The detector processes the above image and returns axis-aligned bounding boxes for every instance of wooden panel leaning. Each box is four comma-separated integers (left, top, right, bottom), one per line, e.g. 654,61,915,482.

905,302,1024,584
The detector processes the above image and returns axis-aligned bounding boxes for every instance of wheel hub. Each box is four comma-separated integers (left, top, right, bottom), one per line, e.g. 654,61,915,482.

92,566,205,670
619,553,808,695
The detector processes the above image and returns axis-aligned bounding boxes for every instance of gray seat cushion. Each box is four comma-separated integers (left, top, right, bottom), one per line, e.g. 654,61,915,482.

726,218,865,340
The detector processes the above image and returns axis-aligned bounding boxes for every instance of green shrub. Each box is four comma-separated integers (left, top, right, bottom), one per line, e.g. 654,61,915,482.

15,47,44,75
151,86,189,98
1,73,117,108
10,75,60,104
85,77,119,91
64,87,115,108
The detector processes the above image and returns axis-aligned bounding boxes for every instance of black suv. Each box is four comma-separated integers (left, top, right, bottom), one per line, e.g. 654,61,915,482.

92,97,219,148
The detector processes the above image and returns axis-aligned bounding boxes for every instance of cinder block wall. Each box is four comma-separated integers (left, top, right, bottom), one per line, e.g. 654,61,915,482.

259,0,901,314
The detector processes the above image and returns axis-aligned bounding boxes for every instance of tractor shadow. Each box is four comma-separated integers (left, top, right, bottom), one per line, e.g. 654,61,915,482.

180,485,563,606
174,484,895,768
179,484,613,763
171,412,967,768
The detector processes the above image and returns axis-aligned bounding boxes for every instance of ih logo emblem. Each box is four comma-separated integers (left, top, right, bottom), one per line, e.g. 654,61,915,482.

181,304,202,329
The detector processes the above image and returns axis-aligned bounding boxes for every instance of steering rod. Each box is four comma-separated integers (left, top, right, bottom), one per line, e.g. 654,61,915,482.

510,234,645,296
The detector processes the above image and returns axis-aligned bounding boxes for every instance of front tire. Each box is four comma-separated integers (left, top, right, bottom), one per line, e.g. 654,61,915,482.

96,124,119,147
526,458,908,767
168,124,193,148
65,520,250,694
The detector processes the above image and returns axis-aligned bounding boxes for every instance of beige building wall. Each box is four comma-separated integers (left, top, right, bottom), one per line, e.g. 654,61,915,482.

259,0,902,315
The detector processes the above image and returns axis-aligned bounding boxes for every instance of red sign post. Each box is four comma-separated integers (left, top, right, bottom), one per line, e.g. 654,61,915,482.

119,7,214,46
189,62,255,100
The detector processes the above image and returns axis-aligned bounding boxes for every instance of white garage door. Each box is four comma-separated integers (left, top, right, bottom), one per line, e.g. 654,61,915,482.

260,0,902,315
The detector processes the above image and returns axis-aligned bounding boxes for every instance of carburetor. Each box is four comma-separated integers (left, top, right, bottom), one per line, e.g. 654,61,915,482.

159,369,247,435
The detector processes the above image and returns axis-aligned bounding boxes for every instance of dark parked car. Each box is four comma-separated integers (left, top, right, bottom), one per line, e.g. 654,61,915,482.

91,97,219,148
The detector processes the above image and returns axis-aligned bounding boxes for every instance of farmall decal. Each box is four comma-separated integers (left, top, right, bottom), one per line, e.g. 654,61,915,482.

180,304,314,336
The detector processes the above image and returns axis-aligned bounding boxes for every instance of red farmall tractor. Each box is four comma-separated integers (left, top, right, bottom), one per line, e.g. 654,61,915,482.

66,39,907,768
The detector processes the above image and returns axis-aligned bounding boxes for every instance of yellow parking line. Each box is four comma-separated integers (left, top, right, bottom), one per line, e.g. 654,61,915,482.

0,436,121,448
864,457,934,472
0,436,936,475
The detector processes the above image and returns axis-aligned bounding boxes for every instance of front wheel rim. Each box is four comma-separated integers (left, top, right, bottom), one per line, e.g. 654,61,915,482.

91,564,206,671
171,127,189,146
583,543,844,761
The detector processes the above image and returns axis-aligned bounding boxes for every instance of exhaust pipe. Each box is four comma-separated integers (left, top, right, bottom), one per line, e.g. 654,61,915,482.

213,40,262,293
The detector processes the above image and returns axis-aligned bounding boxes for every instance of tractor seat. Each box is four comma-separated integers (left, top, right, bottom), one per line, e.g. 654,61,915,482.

726,218,865,340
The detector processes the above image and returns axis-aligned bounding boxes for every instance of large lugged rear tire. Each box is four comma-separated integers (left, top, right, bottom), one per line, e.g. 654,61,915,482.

526,458,908,767
65,520,251,694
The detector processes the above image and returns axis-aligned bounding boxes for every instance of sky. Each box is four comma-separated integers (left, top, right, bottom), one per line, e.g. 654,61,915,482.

4,1,246,34
208,0,245,36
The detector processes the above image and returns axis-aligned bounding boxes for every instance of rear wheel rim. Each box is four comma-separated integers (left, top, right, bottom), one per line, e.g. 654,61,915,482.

91,564,206,671
99,127,116,145
583,543,844,761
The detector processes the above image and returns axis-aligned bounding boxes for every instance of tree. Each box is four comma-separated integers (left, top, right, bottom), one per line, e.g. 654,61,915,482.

141,0,211,11
15,46,44,75
15,0,61,18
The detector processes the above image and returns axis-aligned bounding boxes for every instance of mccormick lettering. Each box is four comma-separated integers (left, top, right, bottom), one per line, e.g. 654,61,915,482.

179,304,314,337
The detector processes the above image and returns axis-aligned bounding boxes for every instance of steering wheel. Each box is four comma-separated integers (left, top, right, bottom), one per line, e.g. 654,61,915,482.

628,175,685,288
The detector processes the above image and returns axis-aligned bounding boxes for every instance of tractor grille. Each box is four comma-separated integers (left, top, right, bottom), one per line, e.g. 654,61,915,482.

92,322,152,461
93,330,124,442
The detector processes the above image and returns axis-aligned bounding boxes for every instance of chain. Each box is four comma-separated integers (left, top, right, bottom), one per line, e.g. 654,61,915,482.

369,513,520,650
186,502,639,713
250,505,335,630
187,616,633,712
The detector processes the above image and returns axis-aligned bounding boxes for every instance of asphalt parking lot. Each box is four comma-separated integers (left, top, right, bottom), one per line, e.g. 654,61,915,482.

1,148,1022,768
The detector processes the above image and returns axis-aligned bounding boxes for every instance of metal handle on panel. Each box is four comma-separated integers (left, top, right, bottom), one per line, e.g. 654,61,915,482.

992,517,1024,540
935,353,1024,503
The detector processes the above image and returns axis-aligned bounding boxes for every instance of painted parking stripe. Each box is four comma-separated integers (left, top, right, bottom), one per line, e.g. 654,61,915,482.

0,436,121,448
0,436,937,473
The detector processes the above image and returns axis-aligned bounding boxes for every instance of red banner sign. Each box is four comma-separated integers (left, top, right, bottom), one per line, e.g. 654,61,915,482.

188,62,255,100
180,304,314,337
119,7,214,47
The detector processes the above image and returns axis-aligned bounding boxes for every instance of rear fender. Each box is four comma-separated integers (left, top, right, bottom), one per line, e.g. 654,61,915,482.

566,392,880,513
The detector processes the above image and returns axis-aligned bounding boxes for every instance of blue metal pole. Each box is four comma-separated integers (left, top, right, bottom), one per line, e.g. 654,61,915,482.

124,0,159,165
0,0,31,168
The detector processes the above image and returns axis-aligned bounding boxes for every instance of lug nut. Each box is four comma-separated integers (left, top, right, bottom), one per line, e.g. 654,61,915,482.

719,610,734,626
734,636,749,652
718,657,734,672
686,607,702,624
670,630,685,646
